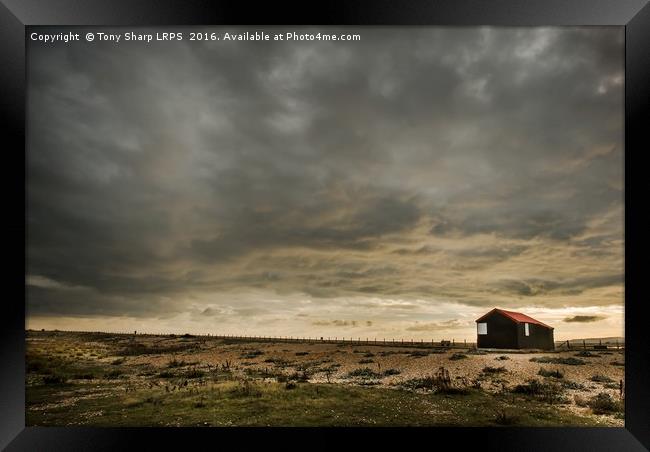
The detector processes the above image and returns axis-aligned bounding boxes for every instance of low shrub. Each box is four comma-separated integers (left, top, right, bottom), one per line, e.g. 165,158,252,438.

494,409,518,425
263,357,292,367
346,367,381,379
240,350,264,359
185,369,206,378
530,356,585,365
561,380,586,390
449,353,468,361
538,368,564,379
276,374,288,383
574,395,589,407
511,379,566,404
167,358,187,368
482,366,507,374
587,392,624,414
230,379,262,397
27,360,46,373
103,370,123,380
400,367,469,394
287,371,310,382
590,374,614,383
73,373,95,380
43,374,66,385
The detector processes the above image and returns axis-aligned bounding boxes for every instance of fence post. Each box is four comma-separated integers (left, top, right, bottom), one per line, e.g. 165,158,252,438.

583,339,586,350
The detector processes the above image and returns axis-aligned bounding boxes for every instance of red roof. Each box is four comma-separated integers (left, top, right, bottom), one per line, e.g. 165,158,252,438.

476,308,553,329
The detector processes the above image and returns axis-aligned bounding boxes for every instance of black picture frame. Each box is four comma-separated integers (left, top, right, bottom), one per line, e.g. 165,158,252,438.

2,0,648,450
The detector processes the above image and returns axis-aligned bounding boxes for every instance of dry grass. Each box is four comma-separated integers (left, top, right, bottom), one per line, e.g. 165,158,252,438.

25,331,625,426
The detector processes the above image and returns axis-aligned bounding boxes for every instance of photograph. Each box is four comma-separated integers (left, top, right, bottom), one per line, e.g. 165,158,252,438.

25,25,626,427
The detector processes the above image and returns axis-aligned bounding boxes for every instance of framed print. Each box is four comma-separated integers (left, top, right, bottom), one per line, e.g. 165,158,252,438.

1,0,649,450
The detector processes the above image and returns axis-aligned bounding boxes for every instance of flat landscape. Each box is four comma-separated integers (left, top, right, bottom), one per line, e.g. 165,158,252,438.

26,331,625,427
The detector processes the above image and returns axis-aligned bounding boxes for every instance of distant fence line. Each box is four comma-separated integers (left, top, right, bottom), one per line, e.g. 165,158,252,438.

33,329,477,349
207,334,478,349
30,329,625,350
556,339,625,350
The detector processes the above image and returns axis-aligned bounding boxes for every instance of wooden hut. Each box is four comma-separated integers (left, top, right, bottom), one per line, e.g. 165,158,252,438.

475,308,554,350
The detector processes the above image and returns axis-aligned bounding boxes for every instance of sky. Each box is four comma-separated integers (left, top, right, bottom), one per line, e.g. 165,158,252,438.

26,27,624,341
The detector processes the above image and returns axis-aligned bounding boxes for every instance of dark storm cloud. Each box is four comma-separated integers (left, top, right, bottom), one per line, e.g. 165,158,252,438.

26,27,623,318
564,315,606,323
186,193,422,263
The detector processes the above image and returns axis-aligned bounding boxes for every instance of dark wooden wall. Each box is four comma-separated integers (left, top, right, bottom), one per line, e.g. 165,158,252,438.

477,311,554,350
476,311,518,349
517,322,555,350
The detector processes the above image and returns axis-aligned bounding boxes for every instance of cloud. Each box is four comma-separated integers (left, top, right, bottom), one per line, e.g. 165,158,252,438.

406,319,466,332
26,26,623,334
564,315,606,323
492,274,622,297
311,319,375,328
